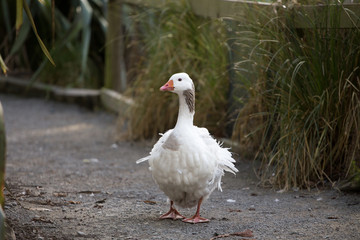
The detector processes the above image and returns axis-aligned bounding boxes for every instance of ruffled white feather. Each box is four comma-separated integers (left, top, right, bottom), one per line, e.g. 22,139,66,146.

137,126,238,208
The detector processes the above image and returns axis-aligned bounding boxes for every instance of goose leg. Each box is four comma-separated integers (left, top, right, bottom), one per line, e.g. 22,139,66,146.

182,197,209,224
160,200,185,220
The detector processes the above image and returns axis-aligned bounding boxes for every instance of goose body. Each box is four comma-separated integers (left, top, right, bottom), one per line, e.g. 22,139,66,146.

137,72,238,223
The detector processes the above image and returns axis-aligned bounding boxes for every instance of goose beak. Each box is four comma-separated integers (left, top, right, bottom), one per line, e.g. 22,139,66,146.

160,80,174,91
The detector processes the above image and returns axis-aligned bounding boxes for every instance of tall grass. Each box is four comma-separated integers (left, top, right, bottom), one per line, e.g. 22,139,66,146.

121,1,229,140
232,3,360,189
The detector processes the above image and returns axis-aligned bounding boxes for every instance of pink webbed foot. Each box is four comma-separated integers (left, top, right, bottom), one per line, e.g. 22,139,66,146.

160,201,185,220
182,215,209,224
182,197,209,224
160,208,185,220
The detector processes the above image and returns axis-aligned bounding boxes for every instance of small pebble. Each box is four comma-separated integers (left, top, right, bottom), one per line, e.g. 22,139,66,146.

77,231,86,236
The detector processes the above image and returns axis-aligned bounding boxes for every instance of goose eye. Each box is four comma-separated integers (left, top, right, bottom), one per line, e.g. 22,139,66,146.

178,78,182,82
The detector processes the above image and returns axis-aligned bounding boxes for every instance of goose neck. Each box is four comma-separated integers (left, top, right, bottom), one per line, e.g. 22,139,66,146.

175,92,195,129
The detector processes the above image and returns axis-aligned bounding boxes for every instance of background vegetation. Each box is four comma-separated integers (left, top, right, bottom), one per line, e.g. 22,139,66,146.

231,2,360,189
121,1,230,139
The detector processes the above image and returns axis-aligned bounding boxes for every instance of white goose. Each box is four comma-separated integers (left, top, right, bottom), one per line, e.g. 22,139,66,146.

137,72,238,223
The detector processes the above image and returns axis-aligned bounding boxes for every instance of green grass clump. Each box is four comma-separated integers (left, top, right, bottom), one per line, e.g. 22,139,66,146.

232,3,360,189
122,1,229,140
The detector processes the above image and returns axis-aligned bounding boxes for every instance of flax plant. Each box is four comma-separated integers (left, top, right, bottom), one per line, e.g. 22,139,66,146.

232,3,360,189
0,0,106,88
122,1,229,140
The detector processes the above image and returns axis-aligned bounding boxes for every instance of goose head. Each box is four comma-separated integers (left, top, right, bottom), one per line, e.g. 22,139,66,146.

160,72,194,94
160,72,195,115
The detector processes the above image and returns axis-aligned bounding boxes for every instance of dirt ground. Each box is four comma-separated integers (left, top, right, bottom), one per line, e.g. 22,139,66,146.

1,93,359,240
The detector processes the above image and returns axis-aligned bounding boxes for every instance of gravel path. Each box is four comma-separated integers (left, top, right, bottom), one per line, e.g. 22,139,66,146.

1,93,359,240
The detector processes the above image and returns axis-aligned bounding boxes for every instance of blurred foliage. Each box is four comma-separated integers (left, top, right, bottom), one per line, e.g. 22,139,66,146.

0,102,5,240
121,1,230,140
232,2,360,189
0,0,107,88
0,103,5,208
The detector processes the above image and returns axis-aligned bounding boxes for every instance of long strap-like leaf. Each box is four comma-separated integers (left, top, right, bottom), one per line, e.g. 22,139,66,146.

15,0,23,33
0,55,7,75
22,0,56,66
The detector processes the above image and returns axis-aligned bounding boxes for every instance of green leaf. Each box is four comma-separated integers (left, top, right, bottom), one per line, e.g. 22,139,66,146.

23,0,56,66
9,18,31,56
16,0,23,34
1,0,12,40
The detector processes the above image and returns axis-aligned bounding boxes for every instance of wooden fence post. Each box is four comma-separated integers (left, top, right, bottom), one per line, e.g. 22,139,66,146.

105,0,127,93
